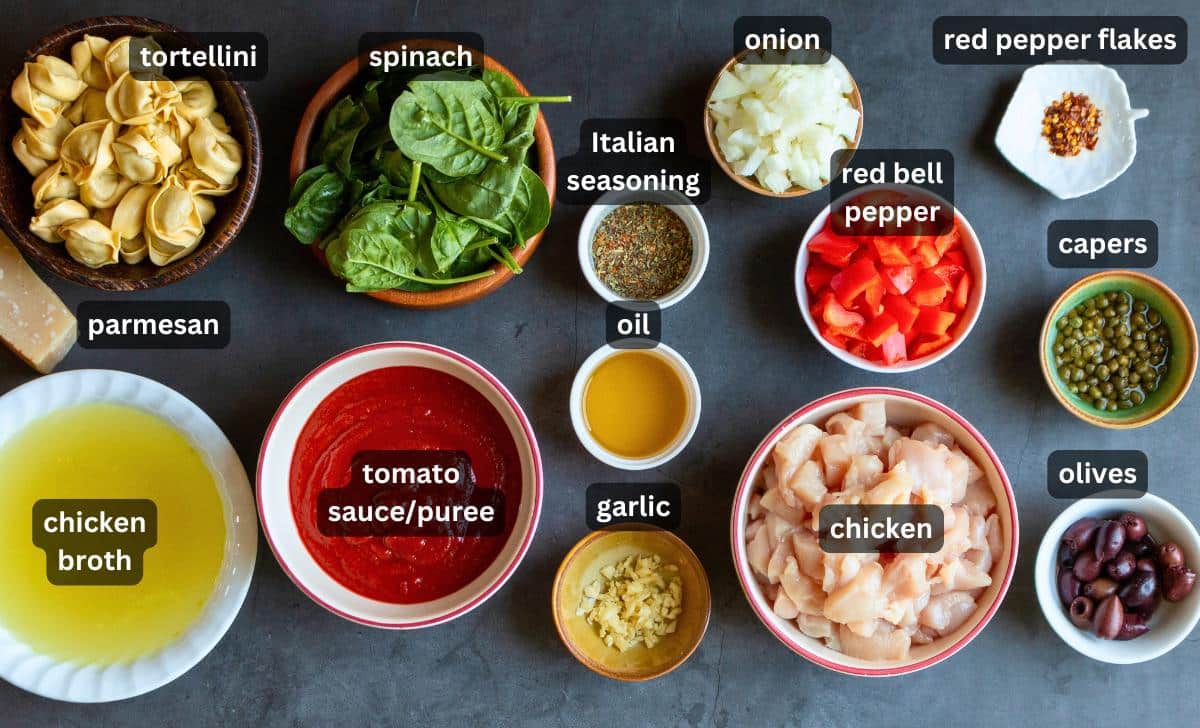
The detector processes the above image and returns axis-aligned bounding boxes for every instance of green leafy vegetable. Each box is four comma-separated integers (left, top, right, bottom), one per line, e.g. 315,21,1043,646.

312,97,370,177
389,77,506,177
284,165,350,244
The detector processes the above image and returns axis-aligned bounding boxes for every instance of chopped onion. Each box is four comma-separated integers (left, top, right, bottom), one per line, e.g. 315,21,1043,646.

708,53,860,193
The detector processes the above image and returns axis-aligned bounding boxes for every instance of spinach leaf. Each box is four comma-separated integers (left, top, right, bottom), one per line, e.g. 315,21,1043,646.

283,165,350,245
389,78,505,178
428,216,496,274
500,165,551,248
313,96,370,177
328,228,421,292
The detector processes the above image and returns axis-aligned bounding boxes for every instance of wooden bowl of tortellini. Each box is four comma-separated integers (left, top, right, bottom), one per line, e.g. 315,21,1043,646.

0,16,261,290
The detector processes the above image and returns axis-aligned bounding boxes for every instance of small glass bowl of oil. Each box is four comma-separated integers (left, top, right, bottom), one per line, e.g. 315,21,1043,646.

569,344,702,470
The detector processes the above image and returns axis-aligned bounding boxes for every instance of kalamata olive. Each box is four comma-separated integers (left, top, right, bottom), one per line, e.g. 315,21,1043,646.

1083,577,1118,601
1119,570,1158,608
1136,596,1159,619
1133,534,1158,558
1107,551,1136,582
1136,557,1157,574
1117,512,1148,542
1058,568,1082,607
1158,541,1186,569
1057,541,1075,569
1073,552,1102,582
1092,595,1125,640
1063,517,1101,554
1163,566,1197,602
1095,520,1126,562
1068,596,1095,629
1116,612,1150,640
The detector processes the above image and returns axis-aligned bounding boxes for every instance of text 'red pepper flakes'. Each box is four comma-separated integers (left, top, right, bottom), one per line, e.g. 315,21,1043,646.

1042,91,1102,157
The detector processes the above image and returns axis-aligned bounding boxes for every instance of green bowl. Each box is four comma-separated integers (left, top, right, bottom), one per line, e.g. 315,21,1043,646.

1040,271,1197,428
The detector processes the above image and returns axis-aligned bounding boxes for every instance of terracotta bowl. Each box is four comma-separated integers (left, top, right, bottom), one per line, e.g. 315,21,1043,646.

289,39,557,309
552,527,710,681
0,16,262,291
703,49,863,198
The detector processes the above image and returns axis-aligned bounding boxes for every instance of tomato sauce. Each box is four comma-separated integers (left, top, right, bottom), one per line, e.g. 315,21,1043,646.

289,366,522,603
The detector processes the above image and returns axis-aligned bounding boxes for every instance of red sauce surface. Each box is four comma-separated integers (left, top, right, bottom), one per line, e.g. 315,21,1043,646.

289,366,522,603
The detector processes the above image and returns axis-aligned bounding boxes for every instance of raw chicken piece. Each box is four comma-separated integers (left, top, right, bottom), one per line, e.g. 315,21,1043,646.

785,460,826,508
920,591,977,635
796,613,837,641
883,554,930,601
912,422,955,447
774,591,801,619
763,512,796,549
780,557,825,615
824,562,886,624
838,622,911,661
933,506,973,563
826,412,866,440
842,454,884,493
889,438,968,506
818,434,863,488
932,557,992,593
747,490,765,520
882,426,904,449
773,424,822,484
767,538,793,584
747,523,771,577
864,461,914,505
791,530,825,583
910,626,936,645
955,446,986,485
745,519,763,543
960,477,996,517
967,512,989,553
821,552,878,593
759,487,806,524
851,401,887,436
985,514,1003,565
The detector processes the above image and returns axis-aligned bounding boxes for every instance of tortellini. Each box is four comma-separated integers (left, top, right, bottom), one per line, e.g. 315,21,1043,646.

12,115,73,176
9,33,244,269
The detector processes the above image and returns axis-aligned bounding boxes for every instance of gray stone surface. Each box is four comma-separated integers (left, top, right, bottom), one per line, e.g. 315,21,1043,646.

2,0,1198,725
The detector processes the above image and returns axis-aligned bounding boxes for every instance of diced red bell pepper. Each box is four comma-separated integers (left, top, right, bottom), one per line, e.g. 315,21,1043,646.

911,334,952,359
847,340,874,361
913,241,941,269
933,228,962,256
953,272,972,312
820,325,849,350
941,249,966,267
880,331,907,365
830,258,880,308
871,237,911,266
931,260,965,285
863,277,884,315
860,313,900,347
805,262,838,294
882,265,916,295
883,294,920,333
915,307,957,337
808,232,858,267
910,271,951,306
821,297,865,329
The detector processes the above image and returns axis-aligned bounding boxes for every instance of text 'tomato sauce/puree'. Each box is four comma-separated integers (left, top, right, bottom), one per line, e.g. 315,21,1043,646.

289,366,522,603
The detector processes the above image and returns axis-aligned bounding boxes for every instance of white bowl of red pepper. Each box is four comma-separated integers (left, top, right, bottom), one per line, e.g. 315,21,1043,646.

578,190,709,310
1035,493,1200,664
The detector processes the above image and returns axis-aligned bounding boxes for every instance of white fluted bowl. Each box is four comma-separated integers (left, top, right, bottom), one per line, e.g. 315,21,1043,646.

0,369,257,702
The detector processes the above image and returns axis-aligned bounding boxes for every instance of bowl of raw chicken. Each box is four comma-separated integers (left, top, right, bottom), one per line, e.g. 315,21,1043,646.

731,388,1018,676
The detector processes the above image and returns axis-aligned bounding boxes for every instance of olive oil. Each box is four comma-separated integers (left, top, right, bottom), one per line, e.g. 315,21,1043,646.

0,404,226,665
583,351,688,458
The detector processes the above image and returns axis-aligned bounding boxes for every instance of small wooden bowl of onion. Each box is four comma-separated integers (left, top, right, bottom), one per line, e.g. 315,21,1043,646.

703,49,863,198
0,16,261,291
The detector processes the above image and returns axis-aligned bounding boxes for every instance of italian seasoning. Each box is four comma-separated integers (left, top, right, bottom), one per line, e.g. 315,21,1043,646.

1042,91,1102,157
591,203,693,299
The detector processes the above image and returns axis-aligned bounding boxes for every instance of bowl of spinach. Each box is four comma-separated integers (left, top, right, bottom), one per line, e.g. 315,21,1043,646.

286,39,568,308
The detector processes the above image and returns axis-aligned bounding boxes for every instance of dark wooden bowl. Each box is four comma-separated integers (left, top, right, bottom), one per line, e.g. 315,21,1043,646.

289,38,556,309
0,16,262,291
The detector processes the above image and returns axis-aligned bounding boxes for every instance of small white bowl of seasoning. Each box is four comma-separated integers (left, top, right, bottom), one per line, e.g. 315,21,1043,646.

569,343,702,470
578,190,709,309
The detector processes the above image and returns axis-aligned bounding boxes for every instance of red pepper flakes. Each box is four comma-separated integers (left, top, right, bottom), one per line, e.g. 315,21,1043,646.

1042,91,1102,157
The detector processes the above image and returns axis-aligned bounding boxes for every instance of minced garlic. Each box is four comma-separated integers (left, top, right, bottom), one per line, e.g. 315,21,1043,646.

576,553,682,651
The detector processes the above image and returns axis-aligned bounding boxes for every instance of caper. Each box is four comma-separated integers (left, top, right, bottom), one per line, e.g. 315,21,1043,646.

1130,391,1145,406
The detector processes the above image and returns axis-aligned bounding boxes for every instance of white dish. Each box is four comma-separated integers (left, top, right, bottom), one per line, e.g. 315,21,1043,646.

569,343,702,470
0,369,257,703
795,186,987,373
578,190,709,309
257,341,542,629
995,63,1147,199
730,388,1018,676
1034,493,1200,664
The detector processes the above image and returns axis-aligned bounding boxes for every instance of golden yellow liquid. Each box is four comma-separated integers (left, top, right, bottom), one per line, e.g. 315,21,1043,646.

0,403,226,665
583,351,688,458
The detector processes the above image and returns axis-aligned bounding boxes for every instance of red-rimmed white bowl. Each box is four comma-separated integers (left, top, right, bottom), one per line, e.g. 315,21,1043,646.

256,342,542,629
730,387,1018,676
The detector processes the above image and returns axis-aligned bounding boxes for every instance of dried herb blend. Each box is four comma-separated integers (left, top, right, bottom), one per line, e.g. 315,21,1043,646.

1042,91,1102,157
591,203,693,299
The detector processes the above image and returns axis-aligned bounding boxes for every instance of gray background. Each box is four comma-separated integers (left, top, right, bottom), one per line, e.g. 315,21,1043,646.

2,0,1198,725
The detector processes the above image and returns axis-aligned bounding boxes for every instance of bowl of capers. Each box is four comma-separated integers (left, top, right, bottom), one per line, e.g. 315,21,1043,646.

1040,271,1196,429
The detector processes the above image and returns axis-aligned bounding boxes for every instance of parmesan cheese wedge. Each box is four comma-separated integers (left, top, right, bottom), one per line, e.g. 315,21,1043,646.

0,231,76,373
